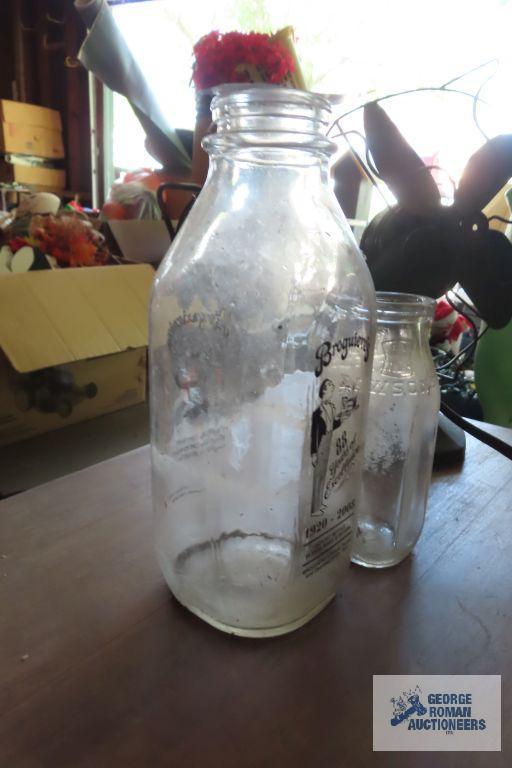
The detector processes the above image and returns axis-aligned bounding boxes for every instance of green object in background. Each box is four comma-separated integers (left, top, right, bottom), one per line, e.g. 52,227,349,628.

475,326,512,427
475,186,512,426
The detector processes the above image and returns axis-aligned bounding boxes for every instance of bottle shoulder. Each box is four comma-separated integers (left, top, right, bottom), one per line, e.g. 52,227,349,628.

156,183,373,297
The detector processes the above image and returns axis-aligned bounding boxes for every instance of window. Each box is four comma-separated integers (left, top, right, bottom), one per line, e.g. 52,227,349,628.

106,0,512,208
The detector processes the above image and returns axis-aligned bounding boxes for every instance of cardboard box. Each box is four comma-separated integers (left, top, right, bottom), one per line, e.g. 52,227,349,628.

0,264,154,446
0,122,65,159
108,220,171,263
0,100,62,131
0,99,64,159
0,159,65,192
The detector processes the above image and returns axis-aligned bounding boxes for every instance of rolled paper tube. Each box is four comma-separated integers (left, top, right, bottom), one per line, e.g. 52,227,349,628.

74,0,103,28
271,26,307,90
191,92,214,186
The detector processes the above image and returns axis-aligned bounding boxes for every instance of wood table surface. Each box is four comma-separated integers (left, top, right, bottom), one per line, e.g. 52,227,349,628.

1,434,511,767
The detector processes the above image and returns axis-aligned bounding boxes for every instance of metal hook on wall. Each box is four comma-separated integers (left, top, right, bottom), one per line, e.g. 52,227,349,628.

46,12,65,26
19,18,36,33
65,56,82,69
17,2,35,33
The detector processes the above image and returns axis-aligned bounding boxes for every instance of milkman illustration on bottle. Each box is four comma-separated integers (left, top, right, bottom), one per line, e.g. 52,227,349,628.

310,376,359,516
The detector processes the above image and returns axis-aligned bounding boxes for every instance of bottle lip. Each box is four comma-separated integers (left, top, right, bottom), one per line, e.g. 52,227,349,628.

376,291,436,319
209,83,339,113
204,85,338,159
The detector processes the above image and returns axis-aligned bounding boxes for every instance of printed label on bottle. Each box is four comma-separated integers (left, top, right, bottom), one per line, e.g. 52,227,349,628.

301,333,371,577
302,497,356,577
371,378,434,397
172,426,228,461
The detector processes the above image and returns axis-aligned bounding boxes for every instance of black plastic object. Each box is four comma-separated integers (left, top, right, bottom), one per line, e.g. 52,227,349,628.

156,182,202,241
440,401,512,461
360,101,512,330
434,401,512,468
434,411,466,468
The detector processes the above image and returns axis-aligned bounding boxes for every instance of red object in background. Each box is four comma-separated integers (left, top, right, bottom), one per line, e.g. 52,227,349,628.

102,201,129,220
434,298,454,322
113,169,197,221
66,200,87,215
432,297,471,347
192,31,295,90
123,168,163,192
8,237,28,253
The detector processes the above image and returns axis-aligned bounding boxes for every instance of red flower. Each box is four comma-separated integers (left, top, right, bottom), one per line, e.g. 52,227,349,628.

192,30,295,90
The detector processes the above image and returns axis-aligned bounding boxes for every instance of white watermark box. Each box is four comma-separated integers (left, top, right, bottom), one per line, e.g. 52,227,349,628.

373,675,501,751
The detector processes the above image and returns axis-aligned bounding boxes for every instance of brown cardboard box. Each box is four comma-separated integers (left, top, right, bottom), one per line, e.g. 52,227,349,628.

0,264,154,446
0,99,65,159
0,100,62,131
0,159,65,192
0,122,65,159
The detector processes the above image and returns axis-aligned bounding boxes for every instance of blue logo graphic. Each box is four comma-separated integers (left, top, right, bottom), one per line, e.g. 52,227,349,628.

389,684,487,733
391,687,427,726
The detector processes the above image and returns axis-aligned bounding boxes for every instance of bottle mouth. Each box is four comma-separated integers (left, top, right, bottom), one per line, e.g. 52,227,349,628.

203,84,337,157
210,83,335,114
376,291,437,320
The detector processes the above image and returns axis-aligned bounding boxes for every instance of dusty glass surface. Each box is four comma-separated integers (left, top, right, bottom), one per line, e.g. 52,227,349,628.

352,293,440,569
150,86,376,636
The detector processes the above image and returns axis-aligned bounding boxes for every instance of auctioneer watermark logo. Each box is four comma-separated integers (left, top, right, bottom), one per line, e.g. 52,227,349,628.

373,675,501,751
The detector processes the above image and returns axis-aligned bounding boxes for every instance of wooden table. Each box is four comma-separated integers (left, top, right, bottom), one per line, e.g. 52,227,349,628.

1,435,511,767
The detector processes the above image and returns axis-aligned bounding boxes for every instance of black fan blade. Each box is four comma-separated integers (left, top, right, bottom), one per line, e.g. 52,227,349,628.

365,224,458,298
460,229,512,329
455,135,512,215
364,102,441,214
362,206,458,297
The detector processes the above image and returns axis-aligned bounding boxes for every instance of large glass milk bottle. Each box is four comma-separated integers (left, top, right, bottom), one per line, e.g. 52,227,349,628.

150,86,376,636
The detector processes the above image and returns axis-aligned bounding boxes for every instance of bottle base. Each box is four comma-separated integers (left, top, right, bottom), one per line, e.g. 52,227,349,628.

158,531,344,636
174,591,336,637
351,519,414,568
350,551,411,569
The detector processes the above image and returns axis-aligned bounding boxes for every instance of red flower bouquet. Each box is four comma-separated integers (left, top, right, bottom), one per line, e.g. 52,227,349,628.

192,31,295,90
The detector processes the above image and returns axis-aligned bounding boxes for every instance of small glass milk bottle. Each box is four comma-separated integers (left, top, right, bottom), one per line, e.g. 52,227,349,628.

352,292,440,569
150,85,376,636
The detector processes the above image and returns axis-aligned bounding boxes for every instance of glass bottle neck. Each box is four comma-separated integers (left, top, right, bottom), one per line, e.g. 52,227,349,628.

378,317,433,345
375,318,433,381
375,293,436,367
203,85,335,168
206,152,331,182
